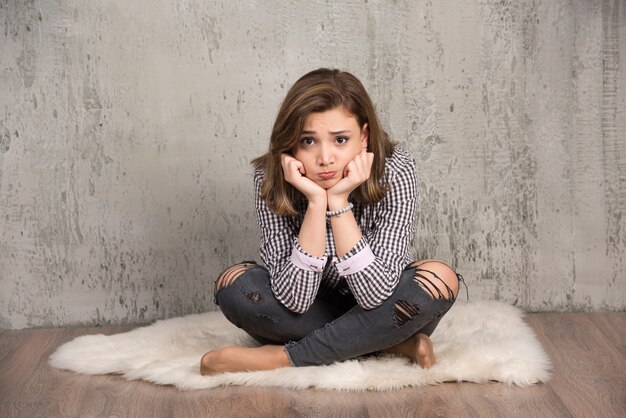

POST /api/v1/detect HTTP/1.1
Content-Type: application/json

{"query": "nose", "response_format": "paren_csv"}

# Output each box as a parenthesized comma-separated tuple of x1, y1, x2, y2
(317, 143, 334, 166)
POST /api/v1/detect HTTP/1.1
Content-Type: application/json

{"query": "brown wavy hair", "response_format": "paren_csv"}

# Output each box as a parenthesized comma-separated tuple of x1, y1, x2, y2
(252, 68, 395, 216)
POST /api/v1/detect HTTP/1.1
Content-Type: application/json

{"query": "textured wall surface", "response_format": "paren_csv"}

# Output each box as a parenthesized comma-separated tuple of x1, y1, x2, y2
(1, 0, 624, 329)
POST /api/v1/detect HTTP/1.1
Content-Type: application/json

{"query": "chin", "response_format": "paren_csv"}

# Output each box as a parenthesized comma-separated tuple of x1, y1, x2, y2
(315, 179, 339, 189)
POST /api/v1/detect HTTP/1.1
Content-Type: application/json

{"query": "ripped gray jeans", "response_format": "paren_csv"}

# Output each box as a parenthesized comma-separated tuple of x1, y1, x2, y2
(214, 261, 464, 367)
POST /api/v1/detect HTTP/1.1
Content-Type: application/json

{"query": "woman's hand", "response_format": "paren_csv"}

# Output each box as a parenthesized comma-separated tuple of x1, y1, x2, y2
(281, 153, 326, 204)
(327, 149, 374, 206)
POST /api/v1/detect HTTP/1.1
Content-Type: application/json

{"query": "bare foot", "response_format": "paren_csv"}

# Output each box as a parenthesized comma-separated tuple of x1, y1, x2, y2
(382, 333, 436, 368)
(200, 345, 290, 376)
(415, 333, 436, 368)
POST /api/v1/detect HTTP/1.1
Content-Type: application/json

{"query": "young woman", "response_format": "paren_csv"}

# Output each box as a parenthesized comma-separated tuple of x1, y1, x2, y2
(200, 68, 464, 375)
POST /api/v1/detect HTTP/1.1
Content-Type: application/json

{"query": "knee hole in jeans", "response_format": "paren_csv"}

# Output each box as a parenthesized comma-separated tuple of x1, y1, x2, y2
(214, 262, 256, 297)
(409, 260, 459, 301)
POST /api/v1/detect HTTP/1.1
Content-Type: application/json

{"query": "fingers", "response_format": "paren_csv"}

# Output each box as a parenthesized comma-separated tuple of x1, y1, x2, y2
(280, 153, 326, 202)
(344, 150, 374, 182)
(281, 153, 305, 180)
(328, 150, 374, 199)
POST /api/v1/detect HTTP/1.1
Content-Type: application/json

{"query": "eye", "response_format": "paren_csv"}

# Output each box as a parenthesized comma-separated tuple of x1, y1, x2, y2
(299, 137, 315, 146)
(335, 136, 349, 145)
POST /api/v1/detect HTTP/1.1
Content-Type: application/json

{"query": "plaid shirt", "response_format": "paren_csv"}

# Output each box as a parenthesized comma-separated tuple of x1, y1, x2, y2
(254, 147, 417, 313)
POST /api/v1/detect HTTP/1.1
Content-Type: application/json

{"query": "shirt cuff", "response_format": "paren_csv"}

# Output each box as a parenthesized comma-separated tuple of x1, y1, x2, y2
(334, 238, 376, 276)
(290, 240, 327, 273)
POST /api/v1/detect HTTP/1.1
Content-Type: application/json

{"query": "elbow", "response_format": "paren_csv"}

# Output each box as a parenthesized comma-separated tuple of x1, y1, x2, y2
(273, 292, 313, 314)
(351, 280, 396, 310)
(283, 300, 312, 315)
(288, 304, 310, 315)
(355, 296, 386, 311)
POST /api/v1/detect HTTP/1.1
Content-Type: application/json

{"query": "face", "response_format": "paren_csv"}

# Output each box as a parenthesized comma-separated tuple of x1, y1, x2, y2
(294, 107, 368, 189)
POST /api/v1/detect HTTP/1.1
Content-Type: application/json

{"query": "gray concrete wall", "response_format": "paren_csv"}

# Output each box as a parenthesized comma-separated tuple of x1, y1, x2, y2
(1, 0, 624, 329)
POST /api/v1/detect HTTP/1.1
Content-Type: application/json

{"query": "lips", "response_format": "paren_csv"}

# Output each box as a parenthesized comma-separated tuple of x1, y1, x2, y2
(319, 171, 337, 180)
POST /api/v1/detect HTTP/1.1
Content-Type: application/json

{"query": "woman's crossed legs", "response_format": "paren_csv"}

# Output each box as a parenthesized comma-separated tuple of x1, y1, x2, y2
(201, 260, 460, 375)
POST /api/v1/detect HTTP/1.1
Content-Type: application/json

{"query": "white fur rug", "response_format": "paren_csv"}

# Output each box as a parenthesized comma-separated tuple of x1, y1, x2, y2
(49, 300, 550, 391)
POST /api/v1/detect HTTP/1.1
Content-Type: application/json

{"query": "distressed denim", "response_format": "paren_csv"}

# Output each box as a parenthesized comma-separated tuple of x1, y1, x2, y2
(215, 261, 463, 367)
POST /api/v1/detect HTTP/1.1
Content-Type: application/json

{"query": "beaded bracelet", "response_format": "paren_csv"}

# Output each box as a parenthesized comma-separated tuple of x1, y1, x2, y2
(326, 202, 354, 217)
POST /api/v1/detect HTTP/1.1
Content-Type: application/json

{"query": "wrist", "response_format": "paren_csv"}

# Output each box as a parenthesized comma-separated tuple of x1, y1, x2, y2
(327, 195, 349, 211)
(326, 202, 353, 218)
(305, 188, 327, 205)
(307, 197, 327, 212)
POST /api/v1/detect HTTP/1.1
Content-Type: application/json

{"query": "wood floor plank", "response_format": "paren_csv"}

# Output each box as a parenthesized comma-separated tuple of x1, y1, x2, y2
(1, 313, 625, 417)
(588, 312, 626, 363)
(455, 381, 571, 418)
(524, 313, 626, 418)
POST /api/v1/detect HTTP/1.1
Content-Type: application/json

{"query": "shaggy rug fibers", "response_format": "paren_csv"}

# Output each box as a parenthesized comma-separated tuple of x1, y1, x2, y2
(49, 300, 550, 391)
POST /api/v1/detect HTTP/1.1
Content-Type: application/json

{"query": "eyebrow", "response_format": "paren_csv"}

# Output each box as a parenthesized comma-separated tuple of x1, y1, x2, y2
(301, 130, 351, 135)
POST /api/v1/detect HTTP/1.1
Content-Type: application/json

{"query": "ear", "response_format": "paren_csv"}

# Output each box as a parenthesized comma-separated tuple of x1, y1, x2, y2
(361, 123, 369, 149)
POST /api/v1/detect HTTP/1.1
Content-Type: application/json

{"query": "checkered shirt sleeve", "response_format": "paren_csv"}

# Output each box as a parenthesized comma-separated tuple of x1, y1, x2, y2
(254, 171, 326, 313)
(336, 150, 417, 309)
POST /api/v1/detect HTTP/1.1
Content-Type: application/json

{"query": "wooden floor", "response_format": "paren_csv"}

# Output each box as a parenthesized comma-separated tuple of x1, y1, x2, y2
(0, 312, 624, 418)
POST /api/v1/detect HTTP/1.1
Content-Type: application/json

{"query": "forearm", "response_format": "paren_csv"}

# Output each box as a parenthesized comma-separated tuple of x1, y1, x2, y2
(297, 199, 327, 257)
(328, 196, 362, 257)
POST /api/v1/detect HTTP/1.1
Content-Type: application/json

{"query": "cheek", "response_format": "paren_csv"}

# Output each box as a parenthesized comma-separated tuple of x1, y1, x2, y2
(339, 148, 361, 173)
